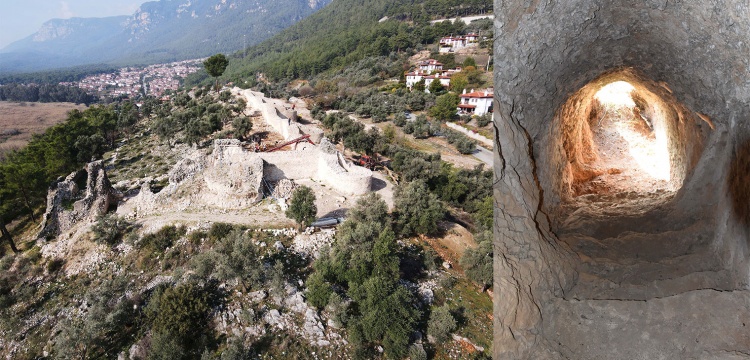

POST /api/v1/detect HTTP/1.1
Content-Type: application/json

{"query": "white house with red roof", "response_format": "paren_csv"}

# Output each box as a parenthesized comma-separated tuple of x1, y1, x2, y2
(458, 89, 493, 115)
(439, 33, 481, 53)
(406, 71, 426, 88)
(418, 59, 444, 72)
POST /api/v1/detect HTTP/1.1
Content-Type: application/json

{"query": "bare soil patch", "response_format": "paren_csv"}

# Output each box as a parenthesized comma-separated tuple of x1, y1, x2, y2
(425, 221, 476, 270)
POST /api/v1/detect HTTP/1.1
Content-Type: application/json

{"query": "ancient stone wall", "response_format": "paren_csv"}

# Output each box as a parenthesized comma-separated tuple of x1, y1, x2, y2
(242, 89, 294, 139)
(214, 139, 372, 196)
(240, 89, 323, 143)
(493, 1, 750, 358)
(314, 141, 372, 195)
(38, 161, 121, 239)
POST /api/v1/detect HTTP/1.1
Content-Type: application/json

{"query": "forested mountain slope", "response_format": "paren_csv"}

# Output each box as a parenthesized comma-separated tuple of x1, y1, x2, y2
(213, 0, 492, 83)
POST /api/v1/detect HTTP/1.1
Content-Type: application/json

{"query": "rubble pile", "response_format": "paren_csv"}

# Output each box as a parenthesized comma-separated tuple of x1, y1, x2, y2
(271, 179, 298, 199)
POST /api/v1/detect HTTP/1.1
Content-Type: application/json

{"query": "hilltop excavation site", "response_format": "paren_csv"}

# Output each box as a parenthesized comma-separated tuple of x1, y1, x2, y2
(36, 87, 395, 272)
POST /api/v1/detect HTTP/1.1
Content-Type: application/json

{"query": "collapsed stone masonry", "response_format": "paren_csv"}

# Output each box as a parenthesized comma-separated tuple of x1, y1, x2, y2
(493, 1, 750, 359)
(213, 138, 372, 197)
(38, 160, 122, 239)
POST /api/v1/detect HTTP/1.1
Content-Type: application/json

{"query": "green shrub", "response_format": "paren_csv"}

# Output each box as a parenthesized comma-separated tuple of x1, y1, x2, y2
(46, 258, 64, 273)
(475, 113, 492, 127)
(92, 214, 135, 246)
(140, 225, 186, 252)
(190, 229, 266, 290)
(408, 344, 428, 360)
(428, 304, 457, 342)
(460, 231, 493, 287)
(188, 230, 207, 245)
(305, 271, 333, 309)
(53, 277, 138, 359)
(394, 181, 445, 237)
(146, 282, 219, 358)
(285, 186, 317, 228)
(208, 222, 235, 243)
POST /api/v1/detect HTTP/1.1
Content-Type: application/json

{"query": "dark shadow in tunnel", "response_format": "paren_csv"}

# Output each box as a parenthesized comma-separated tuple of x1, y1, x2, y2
(728, 139, 750, 226)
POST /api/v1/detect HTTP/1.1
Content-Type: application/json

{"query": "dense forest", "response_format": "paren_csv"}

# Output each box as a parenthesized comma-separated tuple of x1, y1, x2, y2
(0, 84, 98, 105)
(0, 64, 117, 85)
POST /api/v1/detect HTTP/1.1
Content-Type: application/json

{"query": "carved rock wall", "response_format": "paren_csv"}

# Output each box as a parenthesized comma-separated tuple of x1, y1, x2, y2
(493, 1, 750, 358)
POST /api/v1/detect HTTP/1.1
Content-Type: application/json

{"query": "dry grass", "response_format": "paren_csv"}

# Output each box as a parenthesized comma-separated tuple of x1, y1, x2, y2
(0, 101, 87, 156)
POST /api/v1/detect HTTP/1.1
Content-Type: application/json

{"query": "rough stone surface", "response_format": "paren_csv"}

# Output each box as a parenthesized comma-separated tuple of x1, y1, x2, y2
(38, 160, 122, 239)
(494, 1, 750, 358)
(240, 88, 324, 143)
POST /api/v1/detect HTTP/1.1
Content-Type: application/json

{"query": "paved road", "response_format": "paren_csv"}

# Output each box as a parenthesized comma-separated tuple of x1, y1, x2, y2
(472, 146, 493, 166)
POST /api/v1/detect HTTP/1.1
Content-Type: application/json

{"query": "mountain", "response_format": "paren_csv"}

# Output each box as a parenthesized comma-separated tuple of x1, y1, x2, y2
(0, 0, 331, 74)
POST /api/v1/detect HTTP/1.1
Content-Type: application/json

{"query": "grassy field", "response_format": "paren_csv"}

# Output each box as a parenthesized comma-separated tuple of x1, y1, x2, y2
(0, 101, 87, 157)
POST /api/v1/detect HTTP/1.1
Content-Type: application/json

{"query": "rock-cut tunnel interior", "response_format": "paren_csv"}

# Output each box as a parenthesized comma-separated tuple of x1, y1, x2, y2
(493, 1, 750, 359)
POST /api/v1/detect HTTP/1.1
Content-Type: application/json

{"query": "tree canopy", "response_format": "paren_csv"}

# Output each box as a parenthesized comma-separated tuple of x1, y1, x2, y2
(429, 92, 460, 121)
(203, 54, 229, 78)
(286, 186, 317, 228)
(203, 54, 229, 91)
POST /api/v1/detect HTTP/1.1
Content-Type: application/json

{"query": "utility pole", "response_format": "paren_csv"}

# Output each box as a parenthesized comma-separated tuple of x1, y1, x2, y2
(243, 34, 247, 58)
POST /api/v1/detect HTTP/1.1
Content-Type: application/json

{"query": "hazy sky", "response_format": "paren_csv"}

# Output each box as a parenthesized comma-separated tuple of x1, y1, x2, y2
(0, 0, 147, 48)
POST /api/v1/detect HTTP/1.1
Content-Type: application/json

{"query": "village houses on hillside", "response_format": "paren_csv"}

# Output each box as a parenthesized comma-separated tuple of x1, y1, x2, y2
(439, 32, 480, 53)
(405, 59, 463, 94)
(405, 59, 494, 116)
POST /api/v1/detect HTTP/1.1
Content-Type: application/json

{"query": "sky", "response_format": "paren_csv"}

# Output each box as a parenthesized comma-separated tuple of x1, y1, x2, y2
(0, 0, 147, 48)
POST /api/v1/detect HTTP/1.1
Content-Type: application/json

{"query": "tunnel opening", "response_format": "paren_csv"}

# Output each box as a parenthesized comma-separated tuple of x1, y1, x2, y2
(552, 68, 703, 213)
(589, 81, 671, 189)
(493, 2, 750, 358)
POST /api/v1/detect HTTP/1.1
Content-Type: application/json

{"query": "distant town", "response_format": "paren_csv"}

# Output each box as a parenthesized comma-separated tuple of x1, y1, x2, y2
(62, 59, 203, 98)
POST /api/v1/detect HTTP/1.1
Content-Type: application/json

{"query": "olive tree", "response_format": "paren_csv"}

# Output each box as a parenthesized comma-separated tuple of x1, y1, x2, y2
(286, 186, 317, 228)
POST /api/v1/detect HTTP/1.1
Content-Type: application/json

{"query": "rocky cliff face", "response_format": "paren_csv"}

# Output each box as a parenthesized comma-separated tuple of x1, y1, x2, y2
(493, 1, 750, 358)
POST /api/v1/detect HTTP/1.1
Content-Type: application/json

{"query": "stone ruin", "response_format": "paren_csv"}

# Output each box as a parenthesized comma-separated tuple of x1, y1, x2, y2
(38, 160, 122, 240)
(117, 138, 372, 217)
(212, 138, 372, 197)
(238, 88, 324, 142)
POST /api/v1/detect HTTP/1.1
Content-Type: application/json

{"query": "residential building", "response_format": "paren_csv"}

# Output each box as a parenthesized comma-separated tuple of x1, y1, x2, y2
(458, 89, 493, 115)
(418, 59, 444, 72)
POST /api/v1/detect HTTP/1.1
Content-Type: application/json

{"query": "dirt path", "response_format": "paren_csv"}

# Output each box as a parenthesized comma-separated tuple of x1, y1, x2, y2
(590, 106, 671, 194)
(134, 209, 295, 233)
